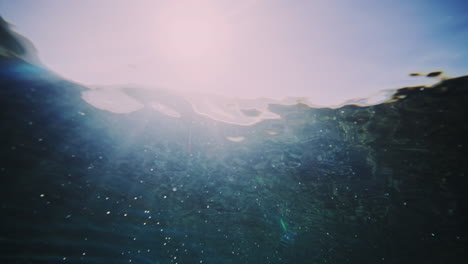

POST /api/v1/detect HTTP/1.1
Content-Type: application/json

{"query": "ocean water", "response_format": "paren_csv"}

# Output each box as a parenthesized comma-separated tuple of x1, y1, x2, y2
(1, 25, 468, 264)
(1, 57, 468, 264)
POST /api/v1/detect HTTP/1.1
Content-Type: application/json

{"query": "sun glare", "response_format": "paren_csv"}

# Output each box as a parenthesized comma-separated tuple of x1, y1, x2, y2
(164, 17, 220, 59)
(149, 1, 235, 94)
(154, 2, 232, 62)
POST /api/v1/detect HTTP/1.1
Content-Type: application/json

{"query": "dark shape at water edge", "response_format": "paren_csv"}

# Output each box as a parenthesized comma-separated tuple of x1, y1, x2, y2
(0, 17, 40, 65)
(0, 17, 25, 55)
(1, 25, 468, 264)
(409, 72, 423, 76)
(427, 71, 443, 77)
(409, 71, 445, 79)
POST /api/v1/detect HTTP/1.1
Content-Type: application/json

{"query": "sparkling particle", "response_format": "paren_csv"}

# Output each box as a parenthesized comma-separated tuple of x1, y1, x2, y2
(106, 211, 111, 215)
(39, 194, 45, 198)
(124, 213, 128, 216)
(163, 195, 167, 199)
(172, 187, 177, 192)
(82, 252, 86, 256)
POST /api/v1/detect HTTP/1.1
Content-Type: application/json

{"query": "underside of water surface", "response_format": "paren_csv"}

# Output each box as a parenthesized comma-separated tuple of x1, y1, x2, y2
(1, 19, 468, 264)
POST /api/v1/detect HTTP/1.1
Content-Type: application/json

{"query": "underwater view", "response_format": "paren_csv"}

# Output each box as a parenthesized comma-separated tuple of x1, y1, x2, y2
(1, 1, 468, 264)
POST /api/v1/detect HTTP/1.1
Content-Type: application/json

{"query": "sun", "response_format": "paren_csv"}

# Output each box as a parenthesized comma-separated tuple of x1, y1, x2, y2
(154, 1, 231, 62)
(166, 17, 220, 59)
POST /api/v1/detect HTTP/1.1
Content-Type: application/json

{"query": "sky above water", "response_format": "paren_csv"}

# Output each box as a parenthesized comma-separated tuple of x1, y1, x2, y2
(1, 0, 468, 105)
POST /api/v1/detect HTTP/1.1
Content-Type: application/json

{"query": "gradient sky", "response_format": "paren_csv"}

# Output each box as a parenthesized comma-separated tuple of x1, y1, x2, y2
(1, 0, 468, 105)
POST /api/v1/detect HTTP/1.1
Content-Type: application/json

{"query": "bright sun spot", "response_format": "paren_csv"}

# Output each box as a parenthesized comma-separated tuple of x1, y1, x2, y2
(165, 17, 220, 59)
(149, 1, 235, 94)
(154, 1, 232, 62)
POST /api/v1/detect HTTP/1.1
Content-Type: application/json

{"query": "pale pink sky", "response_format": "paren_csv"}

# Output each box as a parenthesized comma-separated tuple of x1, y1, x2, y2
(2, 0, 467, 105)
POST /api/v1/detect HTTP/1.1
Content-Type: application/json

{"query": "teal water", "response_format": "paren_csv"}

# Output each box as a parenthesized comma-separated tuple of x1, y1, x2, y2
(1, 57, 467, 264)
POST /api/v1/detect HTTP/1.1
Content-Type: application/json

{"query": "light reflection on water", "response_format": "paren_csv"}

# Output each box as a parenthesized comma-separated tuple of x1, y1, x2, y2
(80, 84, 406, 127)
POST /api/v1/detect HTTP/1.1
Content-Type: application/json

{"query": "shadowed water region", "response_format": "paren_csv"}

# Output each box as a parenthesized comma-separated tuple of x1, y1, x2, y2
(1, 22, 468, 264)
